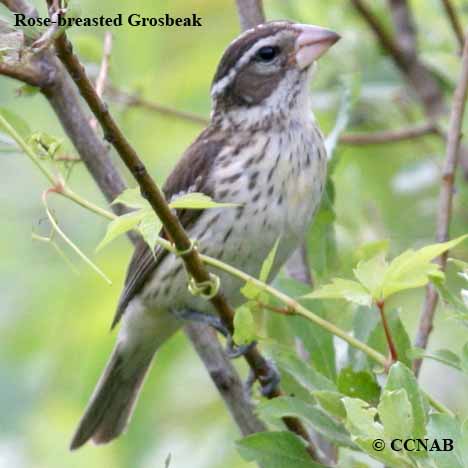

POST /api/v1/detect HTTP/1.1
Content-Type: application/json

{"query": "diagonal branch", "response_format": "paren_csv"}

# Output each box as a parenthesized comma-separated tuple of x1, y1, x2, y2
(351, 0, 445, 119)
(414, 32, 468, 376)
(387, 0, 417, 57)
(440, 0, 465, 53)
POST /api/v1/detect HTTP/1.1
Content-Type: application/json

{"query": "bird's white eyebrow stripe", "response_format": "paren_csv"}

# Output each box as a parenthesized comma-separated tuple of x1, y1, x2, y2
(211, 30, 292, 98)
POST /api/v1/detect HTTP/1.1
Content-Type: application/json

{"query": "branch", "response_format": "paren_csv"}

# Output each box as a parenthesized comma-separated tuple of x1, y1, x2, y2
(91, 32, 112, 130)
(235, 0, 266, 31)
(0, 1, 270, 447)
(387, 0, 417, 57)
(2, 0, 37, 16)
(440, 0, 465, 53)
(414, 32, 468, 376)
(53, 28, 318, 457)
(186, 324, 267, 435)
(351, 0, 445, 118)
(0, 61, 44, 87)
(106, 85, 209, 126)
(340, 122, 440, 145)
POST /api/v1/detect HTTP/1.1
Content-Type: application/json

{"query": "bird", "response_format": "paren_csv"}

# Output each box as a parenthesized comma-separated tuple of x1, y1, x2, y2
(70, 20, 340, 450)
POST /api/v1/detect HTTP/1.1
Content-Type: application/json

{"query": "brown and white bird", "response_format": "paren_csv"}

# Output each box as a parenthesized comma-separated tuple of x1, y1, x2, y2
(70, 21, 340, 449)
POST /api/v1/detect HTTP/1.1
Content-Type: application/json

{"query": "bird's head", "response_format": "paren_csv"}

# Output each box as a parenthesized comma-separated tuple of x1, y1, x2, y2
(211, 21, 340, 126)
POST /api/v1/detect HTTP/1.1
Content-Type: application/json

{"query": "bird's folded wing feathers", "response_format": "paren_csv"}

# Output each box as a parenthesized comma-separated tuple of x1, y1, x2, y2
(111, 128, 225, 327)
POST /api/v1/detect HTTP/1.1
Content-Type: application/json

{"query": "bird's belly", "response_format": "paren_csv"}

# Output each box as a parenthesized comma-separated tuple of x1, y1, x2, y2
(139, 128, 327, 315)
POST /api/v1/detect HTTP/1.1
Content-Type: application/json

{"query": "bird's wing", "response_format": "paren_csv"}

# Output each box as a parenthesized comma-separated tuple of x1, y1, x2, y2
(111, 127, 225, 328)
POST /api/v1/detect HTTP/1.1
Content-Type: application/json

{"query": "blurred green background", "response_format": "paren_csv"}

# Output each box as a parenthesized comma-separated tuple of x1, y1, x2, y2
(1, 0, 468, 467)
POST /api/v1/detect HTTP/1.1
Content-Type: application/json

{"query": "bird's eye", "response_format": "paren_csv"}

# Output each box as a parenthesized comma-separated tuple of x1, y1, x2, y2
(255, 46, 280, 62)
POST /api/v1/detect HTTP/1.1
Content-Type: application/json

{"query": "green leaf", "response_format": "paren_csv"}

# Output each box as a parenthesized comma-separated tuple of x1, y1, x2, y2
(385, 363, 427, 439)
(306, 177, 337, 278)
(138, 210, 162, 250)
(348, 306, 380, 371)
(288, 314, 336, 381)
(353, 253, 388, 299)
(431, 273, 468, 316)
(342, 397, 381, 438)
(17, 84, 40, 98)
(342, 398, 413, 468)
(28, 132, 62, 159)
(450, 258, 468, 271)
(304, 278, 372, 307)
(337, 367, 380, 403)
(427, 414, 468, 468)
(236, 431, 326, 468)
(354, 240, 390, 262)
(259, 237, 280, 283)
(108, 189, 237, 251)
(378, 389, 413, 440)
(257, 396, 355, 448)
(271, 347, 337, 392)
(112, 188, 146, 210)
(169, 192, 239, 209)
(352, 437, 413, 468)
(233, 305, 256, 346)
(312, 391, 347, 420)
(381, 234, 468, 300)
(241, 239, 280, 300)
(96, 210, 144, 252)
(408, 347, 461, 371)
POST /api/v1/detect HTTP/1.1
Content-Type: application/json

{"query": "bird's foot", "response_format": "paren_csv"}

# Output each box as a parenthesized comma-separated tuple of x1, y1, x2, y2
(245, 360, 280, 397)
(173, 308, 256, 359)
(225, 336, 257, 359)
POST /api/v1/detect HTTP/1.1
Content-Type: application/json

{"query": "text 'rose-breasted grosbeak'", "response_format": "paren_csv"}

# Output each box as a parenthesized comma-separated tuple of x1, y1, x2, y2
(70, 20, 340, 449)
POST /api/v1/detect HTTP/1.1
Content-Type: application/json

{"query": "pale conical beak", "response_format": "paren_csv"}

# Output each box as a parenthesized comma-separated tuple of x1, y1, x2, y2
(295, 24, 341, 69)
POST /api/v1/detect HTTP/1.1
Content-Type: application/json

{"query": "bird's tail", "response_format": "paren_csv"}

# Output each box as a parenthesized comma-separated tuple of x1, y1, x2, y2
(70, 340, 157, 450)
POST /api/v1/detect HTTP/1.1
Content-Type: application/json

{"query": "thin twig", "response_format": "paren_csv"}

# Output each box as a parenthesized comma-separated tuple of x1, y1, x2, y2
(340, 122, 439, 145)
(31, 6, 65, 51)
(53, 26, 318, 457)
(106, 86, 209, 126)
(440, 0, 465, 53)
(91, 32, 112, 130)
(377, 300, 398, 363)
(414, 33, 468, 376)
(42, 188, 112, 284)
(235, 0, 266, 31)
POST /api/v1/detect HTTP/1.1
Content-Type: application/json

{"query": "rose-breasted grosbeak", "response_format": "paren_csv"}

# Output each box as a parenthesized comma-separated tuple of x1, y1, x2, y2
(71, 21, 339, 449)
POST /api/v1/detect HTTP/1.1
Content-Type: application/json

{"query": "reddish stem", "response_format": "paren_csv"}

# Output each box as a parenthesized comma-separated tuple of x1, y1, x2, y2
(377, 300, 398, 363)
